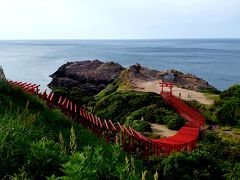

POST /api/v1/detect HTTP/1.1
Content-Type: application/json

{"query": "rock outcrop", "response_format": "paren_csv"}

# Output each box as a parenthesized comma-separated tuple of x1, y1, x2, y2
(0, 66, 6, 81)
(49, 60, 217, 95)
(48, 60, 125, 95)
(120, 64, 217, 92)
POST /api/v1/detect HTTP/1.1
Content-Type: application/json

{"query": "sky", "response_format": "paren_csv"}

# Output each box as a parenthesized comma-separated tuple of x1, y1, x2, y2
(0, 0, 239, 39)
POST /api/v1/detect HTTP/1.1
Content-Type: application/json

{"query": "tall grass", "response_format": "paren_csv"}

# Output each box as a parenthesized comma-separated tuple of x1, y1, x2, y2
(0, 82, 144, 179)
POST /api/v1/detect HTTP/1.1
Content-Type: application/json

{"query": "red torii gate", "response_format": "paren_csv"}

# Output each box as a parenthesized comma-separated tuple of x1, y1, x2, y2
(159, 81, 174, 95)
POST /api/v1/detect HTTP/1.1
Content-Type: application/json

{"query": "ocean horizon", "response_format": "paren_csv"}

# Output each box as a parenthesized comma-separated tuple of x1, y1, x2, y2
(1, 39, 240, 91)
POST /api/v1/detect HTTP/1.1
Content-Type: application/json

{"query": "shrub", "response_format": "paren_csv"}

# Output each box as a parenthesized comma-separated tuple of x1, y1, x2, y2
(130, 119, 152, 133)
(217, 97, 240, 126)
(162, 151, 222, 179)
(164, 115, 185, 130)
(220, 84, 240, 100)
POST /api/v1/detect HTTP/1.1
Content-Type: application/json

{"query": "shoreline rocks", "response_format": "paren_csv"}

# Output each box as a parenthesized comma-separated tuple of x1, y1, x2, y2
(120, 64, 217, 92)
(49, 60, 217, 94)
(48, 60, 125, 95)
(0, 66, 6, 81)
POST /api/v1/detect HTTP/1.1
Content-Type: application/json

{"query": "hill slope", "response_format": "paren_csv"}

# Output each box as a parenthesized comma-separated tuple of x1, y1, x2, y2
(0, 81, 139, 179)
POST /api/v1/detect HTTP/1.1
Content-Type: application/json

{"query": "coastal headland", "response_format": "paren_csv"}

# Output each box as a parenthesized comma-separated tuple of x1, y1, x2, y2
(49, 60, 218, 104)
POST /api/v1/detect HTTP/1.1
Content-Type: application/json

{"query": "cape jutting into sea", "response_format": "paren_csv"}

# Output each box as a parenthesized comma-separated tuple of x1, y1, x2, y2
(0, 39, 240, 91)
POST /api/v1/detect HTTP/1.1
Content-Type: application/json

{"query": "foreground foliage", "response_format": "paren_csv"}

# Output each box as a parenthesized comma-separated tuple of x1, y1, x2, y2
(1, 81, 239, 179)
(0, 82, 143, 179)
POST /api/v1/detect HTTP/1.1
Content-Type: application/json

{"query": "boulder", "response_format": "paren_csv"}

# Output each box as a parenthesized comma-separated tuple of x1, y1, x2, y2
(48, 60, 125, 95)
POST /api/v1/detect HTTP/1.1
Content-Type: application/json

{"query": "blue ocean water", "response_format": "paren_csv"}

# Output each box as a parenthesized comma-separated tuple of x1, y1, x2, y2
(0, 39, 240, 91)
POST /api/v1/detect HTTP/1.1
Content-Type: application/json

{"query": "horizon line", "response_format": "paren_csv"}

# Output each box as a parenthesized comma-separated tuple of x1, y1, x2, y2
(0, 37, 240, 41)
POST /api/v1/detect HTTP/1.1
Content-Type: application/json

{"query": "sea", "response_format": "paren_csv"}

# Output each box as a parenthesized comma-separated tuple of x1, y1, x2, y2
(0, 39, 240, 91)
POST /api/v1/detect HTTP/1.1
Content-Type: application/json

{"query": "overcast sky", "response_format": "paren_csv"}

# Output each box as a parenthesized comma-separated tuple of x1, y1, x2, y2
(0, 0, 239, 39)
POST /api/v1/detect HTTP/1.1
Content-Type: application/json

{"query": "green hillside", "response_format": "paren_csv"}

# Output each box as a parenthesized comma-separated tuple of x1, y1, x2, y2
(1, 81, 240, 179)
(0, 81, 144, 179)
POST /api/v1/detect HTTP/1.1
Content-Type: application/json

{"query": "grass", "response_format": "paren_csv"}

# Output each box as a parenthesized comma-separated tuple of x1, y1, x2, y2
(204, 93, 220, 102)
(0, 81, 140, 179)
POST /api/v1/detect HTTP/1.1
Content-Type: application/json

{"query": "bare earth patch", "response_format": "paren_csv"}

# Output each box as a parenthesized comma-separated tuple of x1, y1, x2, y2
(151, 123, 178, 137)
(132, 79, 214, 105)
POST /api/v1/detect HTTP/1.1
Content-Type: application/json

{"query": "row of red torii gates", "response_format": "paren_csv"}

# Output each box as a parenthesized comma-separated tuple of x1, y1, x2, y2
(7, 80, 204, 158)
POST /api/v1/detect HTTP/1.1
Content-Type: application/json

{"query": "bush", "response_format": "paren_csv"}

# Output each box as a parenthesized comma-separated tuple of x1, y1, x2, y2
(130, 119, 152, 133)
(220, 84, 240, 100)
(162, 151, 222, 179)
(164, 115, 186, 130)
(217, 97, 240, 126)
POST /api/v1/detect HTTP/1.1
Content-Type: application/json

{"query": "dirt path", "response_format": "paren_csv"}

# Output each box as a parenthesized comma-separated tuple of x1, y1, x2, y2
(151, 123, 178, 137)
(132, 79, 214, 105)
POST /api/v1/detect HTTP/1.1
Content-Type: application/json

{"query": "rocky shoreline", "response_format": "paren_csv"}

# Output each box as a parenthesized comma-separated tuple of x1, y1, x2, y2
(48, 60, 217, 95)
(48, 60, 125, 95)
(0, 66, 6, 81)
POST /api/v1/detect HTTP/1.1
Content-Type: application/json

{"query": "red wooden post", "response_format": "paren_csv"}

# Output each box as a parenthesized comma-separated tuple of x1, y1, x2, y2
(117, 122, 124, 146)
(98, 117, 103, 137)
(49, 93, 55, 109)
(58, 96, 63, 108)
(109, 120, 116, 144)
(74, 103, 77, 121)
(104, 120, 110, 143)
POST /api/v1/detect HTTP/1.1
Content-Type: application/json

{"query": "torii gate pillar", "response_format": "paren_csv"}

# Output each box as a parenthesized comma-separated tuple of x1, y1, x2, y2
(159, 81, 174, 96)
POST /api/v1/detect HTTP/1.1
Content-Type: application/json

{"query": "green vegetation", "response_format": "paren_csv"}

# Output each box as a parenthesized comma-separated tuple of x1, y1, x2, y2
(216, 85, 240, 126)
(94, 81, 185, 132)
(148, 132, 240, 180)
(1, 81, 239, 179)
(198, 87, 221, 94)
(186, 84, 240, 127)
(52, 87, 94, 106)
(0, 82, 145, 179)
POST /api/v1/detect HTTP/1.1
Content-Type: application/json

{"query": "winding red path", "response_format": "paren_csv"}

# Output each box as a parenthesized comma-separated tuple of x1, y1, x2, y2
(8, 80, 205, 157)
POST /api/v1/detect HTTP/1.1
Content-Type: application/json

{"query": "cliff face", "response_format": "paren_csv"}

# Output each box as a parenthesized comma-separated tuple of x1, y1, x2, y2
(48, 60, 125, 95)
(0, 66, 6, 81)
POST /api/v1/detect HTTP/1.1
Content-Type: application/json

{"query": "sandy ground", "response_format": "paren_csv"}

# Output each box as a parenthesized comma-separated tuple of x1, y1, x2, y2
(151, 123, 178, 137)
(132, 79, 214, 105)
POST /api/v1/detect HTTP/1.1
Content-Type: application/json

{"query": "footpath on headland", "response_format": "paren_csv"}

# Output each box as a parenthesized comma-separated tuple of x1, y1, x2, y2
(7, 80, 206, 158)
(132, 79, 214, 105)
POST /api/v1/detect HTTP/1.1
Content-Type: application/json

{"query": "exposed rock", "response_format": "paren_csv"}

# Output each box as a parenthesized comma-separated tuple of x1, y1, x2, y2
(119, 64, 217, 92)
(0, 66, 6, 81)
(49, 60, 217, 95)
(49, 60, 125, 95)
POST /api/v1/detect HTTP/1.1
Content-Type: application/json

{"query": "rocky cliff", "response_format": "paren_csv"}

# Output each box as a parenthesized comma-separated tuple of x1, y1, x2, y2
(121, 64, 217, 92)
(48, 60, 125, 95)
(49, 60, 217, 95)
(0, 66, 6, 81)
